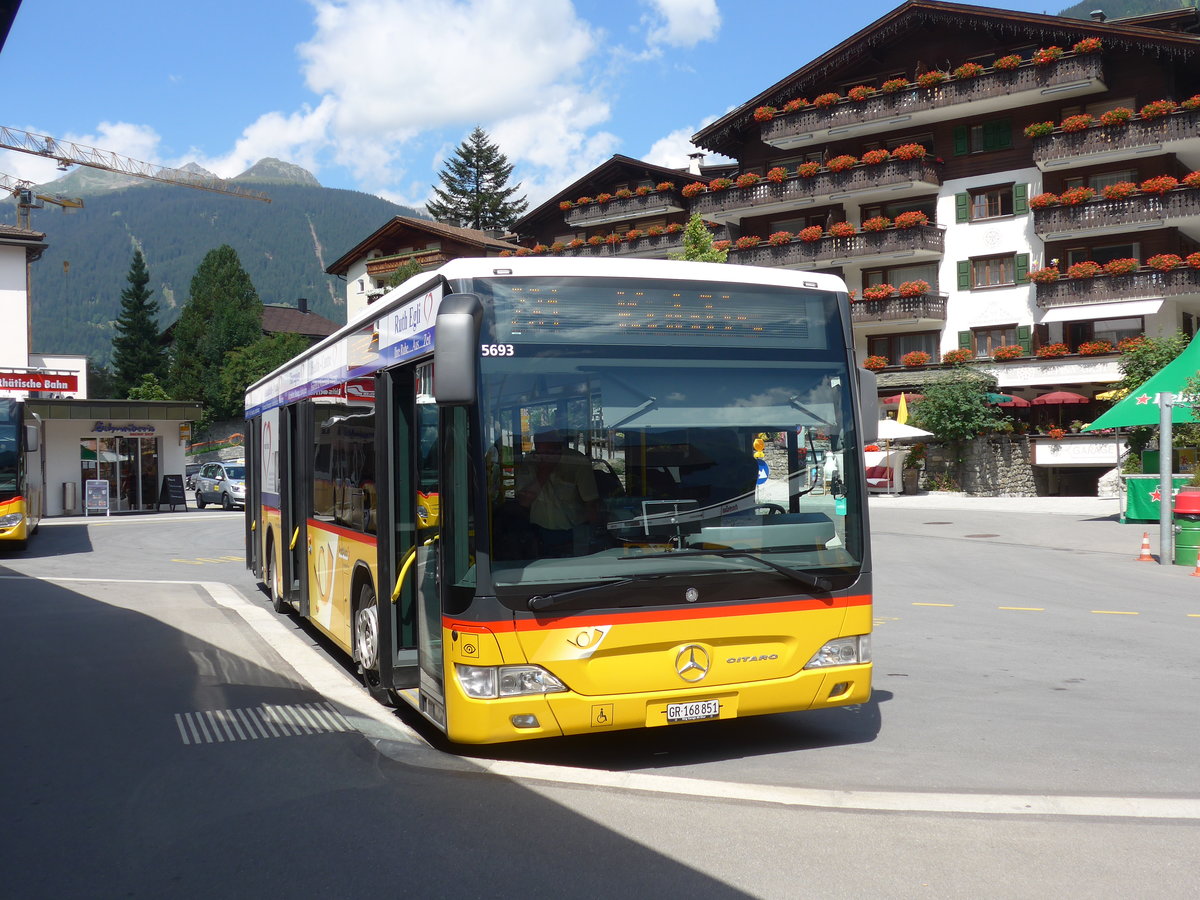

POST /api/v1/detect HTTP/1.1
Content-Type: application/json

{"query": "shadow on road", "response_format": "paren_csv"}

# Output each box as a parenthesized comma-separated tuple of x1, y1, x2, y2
(0, 523, 93, 559)
(0, 571, 751, 897)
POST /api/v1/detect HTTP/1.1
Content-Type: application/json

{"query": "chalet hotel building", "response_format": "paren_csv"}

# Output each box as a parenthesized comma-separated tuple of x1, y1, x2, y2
(511, 0, 1200, 411)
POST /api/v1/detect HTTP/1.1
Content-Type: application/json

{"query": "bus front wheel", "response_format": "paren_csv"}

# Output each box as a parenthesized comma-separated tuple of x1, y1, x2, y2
(354, 582, 395, 706)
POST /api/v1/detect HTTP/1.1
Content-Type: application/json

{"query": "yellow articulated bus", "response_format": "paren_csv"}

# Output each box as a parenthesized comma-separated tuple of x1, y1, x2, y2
(244, 257, 878, 744)
(0, 398, 43, 551)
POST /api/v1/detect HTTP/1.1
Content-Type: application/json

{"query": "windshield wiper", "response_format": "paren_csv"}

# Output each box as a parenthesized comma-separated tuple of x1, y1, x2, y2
(633, 549, 833, 593)
(528, 575, 667, 612)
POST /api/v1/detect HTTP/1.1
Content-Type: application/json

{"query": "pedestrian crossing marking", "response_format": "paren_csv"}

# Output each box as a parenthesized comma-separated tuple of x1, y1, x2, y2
(174, 702, 352, 744)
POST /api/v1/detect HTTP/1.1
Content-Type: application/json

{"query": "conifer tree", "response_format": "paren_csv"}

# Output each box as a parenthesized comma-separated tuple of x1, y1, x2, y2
(670, 213, 728, 262)
(426, 126, 528, 231)
(167, 245, 264, 420)
(111, 249, 166, 396)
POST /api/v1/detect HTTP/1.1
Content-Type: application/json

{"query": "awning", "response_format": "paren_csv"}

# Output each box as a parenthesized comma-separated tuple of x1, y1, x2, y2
(1039, 299, 1163, 324)
(1083, 334, 1200, 431)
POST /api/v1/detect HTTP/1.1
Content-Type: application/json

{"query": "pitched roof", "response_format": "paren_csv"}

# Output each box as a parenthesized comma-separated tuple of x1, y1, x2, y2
(692, 0, 1200, 155)
(512, 154, 695, 232)
(261, 304, 340, 338)
(325, 214, 517, 275)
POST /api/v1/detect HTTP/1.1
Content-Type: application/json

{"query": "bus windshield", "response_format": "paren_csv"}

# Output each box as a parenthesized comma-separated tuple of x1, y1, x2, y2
(0, 400, 20, 495)
(471, 275, 864, 601)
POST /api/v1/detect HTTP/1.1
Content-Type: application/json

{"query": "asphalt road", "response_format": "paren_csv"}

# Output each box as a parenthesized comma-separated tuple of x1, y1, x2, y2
(1, 501, 1198, 898)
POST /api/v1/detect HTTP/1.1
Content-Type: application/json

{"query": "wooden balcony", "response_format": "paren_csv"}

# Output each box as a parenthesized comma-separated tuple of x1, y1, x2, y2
(762, 55, 1105, 149)
(365, 249, 449, 278)
(850, 292, 948, 324)
(729, 224, 943, 270)
(690, 159, 942, 226)
(1031, 108, 1200, 172)
(554, 232, 685, 259)
(1035, 267, 1200, 308)
(563, 191, 685, 228)
(1033, 186, 1200, 241)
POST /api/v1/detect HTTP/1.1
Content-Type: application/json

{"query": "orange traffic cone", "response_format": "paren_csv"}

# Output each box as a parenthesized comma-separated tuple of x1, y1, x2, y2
(1135, 532, 1154, 562)
(1191, 558, 1200, 577)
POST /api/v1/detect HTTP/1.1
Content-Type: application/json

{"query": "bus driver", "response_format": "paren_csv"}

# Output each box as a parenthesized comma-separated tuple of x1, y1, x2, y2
(515, 429, 599, 557)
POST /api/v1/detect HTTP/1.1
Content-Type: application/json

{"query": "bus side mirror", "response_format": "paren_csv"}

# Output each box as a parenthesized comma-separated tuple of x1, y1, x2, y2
(24, 424, 39, 453)
(433, 292, 484, 406)
(858, 366, 878, 444)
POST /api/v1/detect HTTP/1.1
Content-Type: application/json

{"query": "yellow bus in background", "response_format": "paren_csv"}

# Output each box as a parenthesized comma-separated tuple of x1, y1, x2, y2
(0, 398, 43, 551)
(244, 258, 875, 744)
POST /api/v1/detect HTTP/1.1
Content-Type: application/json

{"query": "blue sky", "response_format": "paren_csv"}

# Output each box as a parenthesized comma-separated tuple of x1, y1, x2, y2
(1, 0, 1056, 211)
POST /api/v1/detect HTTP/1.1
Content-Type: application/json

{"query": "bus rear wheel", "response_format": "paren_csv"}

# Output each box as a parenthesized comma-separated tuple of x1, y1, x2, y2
(354, 582, 395, 706)
(266, 542, 289, 614)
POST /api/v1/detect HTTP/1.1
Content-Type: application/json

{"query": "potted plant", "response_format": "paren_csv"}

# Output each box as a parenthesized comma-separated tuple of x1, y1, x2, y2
(847, 85, 875, 102)
(863, 355, 889, 371)
(902, 350, 931, 368)
(1139, 99, 1177, 119)
(891, 143, 927, 161)
(615, 188, 633, 199)
(596, 192, 613, 204)
(893, 210, 929, 228)
(681, 182, 707, 198)
(953, 62, 985, 79)
(766, 166, 789, 183)
(798, 225, 824, 242)
(993, 54, 1023, 71)
(917, 70, 948, 88)
(709, 177, 734, 191)
(796, 162, 821, 178)
(861, 215, 891, 232)
(558, 200, 574, 211)
(1147, 253, 1183, 271)
(826, 154, 858, 173)
(1139, 175, 1179, 195)
(1183, 95, 1200, 111)
(767, 231, 792, 246)
(656, 181, 676, 192)
(1072, 37, 1103, 54)
(1029, 266, 1061, 283)
(813, 92, 841, 109)
(753, 106, 777, 122)
(1060, 114, 1095, 133)
(862, 283, 894, 300)
(1029, 192, 1059, 209)
(665, 222, 684, 234)
(1032, 46, 1064, 66)
(1077, 340, 1114, 356)
(1101, 181, 1137, 200)
(881, 77, 910, 93)
(861, 149, 891, 166)
(1059, 186, 1096, 205)
(1067, 260, 1102, 278)
(1187, 251, 1200, 269)
(1046, 426, 1067, 440)
(1184, 171, 1200, 189)
(1100, 107, 1133, 126)
(1036, 342, 1070, 358)
(898, 279, 931, 297)
(735, 173, 761, 188)
(734, 235, 761, 250)
(646, 225, 664, 237)
(828, 221, 856, 238)
(942, 348, 973, 364)
(782, 98, 809, 113)
(1102, 258, 1139, 276)
(1023, 121, 1056, 138)
(992, 344, 1024, 360)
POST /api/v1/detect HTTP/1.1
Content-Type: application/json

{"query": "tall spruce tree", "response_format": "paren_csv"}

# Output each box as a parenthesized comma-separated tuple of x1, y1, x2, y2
(111, 249, 166, 396)
(426, 126, 528, 231)
(167, 245, 264, 420)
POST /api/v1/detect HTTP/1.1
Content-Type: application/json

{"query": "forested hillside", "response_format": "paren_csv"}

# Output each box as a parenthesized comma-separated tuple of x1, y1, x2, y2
(20, 171, 421, 364)
(1058, 0, 1196, 18)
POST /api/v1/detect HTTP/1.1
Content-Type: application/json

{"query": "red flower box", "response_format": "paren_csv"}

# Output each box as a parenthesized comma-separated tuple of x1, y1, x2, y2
(880, 78, 909, 93)
(1102, 258, 1139, 276)
(1100, 107, 1133, 126)
(827, 221, 856, 238)
(993, 345, 1025, 360)
(753, 106, 777, 123)
(1060, 114, 1095, 133)
(796, 162, 821, 178)
(1067, 261, 1102, 279)
(890, 143, 927, 160)
(861, 215, 891, 232)
(1032, 46, 1063, 66)
(863, 355, 888, 370)
(861, 149, 890, 166)
(1139, 99, 1177, 119)
(797, 225, 824, 242)
(893, 210, 929, 229)
(1139, 175, 1179, 195)
(1147, 253, 1183, 272)
(1101, 181, 1137, 200)
(767, 231, 792, 246)
(847, 85, 875, 102)
(735, 173, 761, 188)
(862, 283, 894, 301)
(826, 155, 858, 172)
(993, 54, 1022, 71)
(898, 279, 930, 297)
(813, 92, 841, 109)
(1036, 342, 1069, 358)
(901, 351, 931, 368)
(1072, 37, 1102, 54)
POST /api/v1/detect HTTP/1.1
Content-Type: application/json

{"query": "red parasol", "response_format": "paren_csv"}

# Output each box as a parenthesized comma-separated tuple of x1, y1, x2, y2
(881, 392, 924, 406)
(1030, 391, 1090, 405)
(994, 394, 1031, 407)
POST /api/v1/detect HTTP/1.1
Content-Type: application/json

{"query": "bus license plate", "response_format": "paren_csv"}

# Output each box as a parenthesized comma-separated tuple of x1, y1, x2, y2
(666, 699, 720, 723)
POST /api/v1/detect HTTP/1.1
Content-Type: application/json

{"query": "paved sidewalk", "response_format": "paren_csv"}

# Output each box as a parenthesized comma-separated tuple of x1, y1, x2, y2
(868, 491, 1122, 518)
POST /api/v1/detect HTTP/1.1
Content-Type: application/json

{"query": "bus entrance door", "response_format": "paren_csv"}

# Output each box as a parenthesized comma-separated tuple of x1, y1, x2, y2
(280, 403, 309, 614)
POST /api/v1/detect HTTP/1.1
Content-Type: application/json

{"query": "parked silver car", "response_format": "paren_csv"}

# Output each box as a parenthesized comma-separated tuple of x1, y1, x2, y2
(194, 460, 246, 510)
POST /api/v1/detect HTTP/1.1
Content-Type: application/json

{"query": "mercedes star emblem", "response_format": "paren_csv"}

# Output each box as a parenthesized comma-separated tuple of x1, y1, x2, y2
(675, 644, 711, 682)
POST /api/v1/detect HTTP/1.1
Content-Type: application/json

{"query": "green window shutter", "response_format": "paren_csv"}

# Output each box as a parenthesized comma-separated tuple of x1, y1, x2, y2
(958, 330, 973, 350)
(953, 125, 969, 156)
(955, 192, 971, 223)
(1013, 183, 1029, 215)
(1017, 325, 1032, 355)
(996, 119, 1013, 150)
(957, 260, 972, 290)
(1015, 252, 1030, 284)
(982, 121, 1000, 152)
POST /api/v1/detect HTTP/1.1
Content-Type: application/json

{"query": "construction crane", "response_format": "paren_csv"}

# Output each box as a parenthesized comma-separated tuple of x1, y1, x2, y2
(1, 171, 83, 229)
(0, 124, 271, 219)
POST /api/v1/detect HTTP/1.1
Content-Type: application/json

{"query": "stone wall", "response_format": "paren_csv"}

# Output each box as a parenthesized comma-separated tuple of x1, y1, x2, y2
(922, 435, 1039, 496)
(188, 419, 247, 464)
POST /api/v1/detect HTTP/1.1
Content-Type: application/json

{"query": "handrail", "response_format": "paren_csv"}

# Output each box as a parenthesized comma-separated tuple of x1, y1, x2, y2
(391, 536, 439, 604)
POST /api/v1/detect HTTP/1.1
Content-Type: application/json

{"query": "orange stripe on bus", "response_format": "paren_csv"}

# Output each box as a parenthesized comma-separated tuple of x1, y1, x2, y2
(305, 518, 379, 545)
(445, 594, 871, 633)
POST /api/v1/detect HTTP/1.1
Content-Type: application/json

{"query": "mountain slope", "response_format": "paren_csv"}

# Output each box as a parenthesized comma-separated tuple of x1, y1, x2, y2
(1058, 0, 1196, 18)
(21, 168, 422, 364)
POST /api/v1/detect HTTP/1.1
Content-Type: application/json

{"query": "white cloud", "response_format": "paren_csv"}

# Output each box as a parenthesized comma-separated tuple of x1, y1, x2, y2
(0, 122, 168, 187)
(643, 112, 733, 172)
(188, 99, 337, 179)
(642, 0, 720, 49)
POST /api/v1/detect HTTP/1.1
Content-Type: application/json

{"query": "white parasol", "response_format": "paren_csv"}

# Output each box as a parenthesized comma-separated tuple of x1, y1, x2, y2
(875, 419, 933, 440)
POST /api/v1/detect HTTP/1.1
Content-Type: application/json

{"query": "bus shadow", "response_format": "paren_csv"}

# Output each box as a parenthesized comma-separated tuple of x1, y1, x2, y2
(408, 689, 890, 772)
(0, 524, 93, 559)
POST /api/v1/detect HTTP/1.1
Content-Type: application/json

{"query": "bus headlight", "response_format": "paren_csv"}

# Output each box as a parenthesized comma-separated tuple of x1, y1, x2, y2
(0, 513, 24, 528)
(803, 635, 871, 669)
(455, 664, 567, 699)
